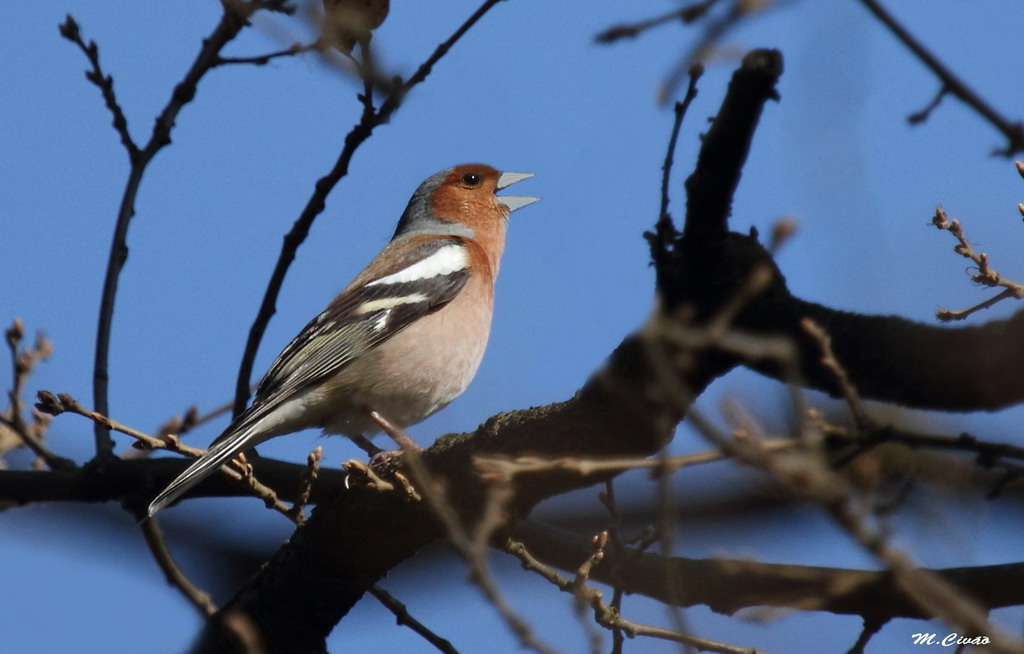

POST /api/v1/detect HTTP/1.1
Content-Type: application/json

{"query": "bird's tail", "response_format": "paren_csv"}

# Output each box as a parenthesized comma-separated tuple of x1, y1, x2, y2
(146, 424, 261, 518)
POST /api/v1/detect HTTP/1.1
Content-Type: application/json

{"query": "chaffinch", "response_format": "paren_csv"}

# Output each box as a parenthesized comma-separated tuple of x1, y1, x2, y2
(147, 164, 538, 517)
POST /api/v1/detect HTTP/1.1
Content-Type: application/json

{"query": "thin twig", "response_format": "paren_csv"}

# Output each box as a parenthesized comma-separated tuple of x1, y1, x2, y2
(2, 320, 74, 470)
(654, 444, 691, 649)
(368, 586, 460, 654)
(213, 41, 320, 66)
(599, 482, 626, 654)
(34, 391, 294, 517)
(474, 440, 797, 481)
(125, 395, 240, 460)
(506, 536, 763, 654)
(285, 446, 322, 523)
(857, 0, 1024, 156)
(60, 4, 265, 458)
(846, 617, 887, 654)
(692, 397, 1024, 653)
(139, 517, 217, 616)
(595, 0, 721, 43)
(825, 422, 1024, 499)
(647, 66, 703, 276)
(382, 422, 558, 654)
(658, 0, 770, 105)
(58, 16, 137, 159)
(931, 207, 1024, 321)
(233, 0, 507, 417)
(800, 318, 867, 430)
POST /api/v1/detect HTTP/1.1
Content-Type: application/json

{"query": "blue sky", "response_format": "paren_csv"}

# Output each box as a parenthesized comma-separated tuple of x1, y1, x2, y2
(3, 1, 1024, 652)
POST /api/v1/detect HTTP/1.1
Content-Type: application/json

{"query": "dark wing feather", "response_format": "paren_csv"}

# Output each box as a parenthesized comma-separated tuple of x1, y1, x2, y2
(253, 238, 470, 403)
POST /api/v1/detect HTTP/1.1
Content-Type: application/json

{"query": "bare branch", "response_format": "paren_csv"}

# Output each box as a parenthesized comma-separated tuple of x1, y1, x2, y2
(2, 320, 72, 471)
(285, 446, 322, 523)
(34, 391, 294, 517)
(646, 66, 703, 280)
(367, 586, 459, 654)
(506, 534, 765, 654)
(213, 42, 320, 67)
(140, 517, 218, 616)
(931, 207, 1024, 321)
(595, 1, 721, 43)
(58, 15, 138, 159)
(61, 4, 270, 458)
(857, 0, 1024, 156)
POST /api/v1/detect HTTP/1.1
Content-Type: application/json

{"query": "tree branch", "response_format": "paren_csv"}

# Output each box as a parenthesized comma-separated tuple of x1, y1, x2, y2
(857, 0, 1024, 156)
(512, 520, 1024, 621)
(61, 4, 265, 458)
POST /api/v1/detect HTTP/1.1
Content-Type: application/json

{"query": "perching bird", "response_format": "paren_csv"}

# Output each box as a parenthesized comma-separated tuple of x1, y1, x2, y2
(147, 164, 538, 517)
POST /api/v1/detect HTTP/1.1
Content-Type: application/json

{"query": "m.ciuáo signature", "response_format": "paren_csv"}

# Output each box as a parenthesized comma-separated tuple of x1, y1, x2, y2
(912, 633, 990, 647)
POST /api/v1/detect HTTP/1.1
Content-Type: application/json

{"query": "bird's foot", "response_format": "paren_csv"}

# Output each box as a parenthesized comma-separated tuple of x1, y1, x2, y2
(348, 433, 384, 457)
(366, 409, 423, 453)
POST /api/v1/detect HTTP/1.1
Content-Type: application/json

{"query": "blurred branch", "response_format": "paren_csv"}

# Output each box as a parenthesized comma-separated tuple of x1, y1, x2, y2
(393, 441, 556, 654)
(474, 439, 797, 480)
(659, 0, 773, 105)
(512, 520, 1024, 622)
(213, 41, 320, 67)
(826, 423, 1024, 500)
(192, 48, 783, 654)
(59, 3, 282, 458)
(506, 533, 762, 654)
(2, 320, 72, 471)
(857, 0, 1024, 156)
(232, 0, 507, 418)
(595, 0, 721, 43)
(692, 343, 1024, 652)
(848, 619, 886, 654)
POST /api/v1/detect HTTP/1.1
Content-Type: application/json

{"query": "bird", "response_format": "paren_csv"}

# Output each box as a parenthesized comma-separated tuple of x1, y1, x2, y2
(147, 164, 538, 517)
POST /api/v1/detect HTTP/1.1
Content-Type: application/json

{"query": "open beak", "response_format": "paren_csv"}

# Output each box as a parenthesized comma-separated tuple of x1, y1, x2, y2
(496, 172, 540, 213)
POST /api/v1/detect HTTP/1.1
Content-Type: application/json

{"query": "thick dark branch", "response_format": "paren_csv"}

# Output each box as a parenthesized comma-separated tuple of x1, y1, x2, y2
(789, 303, 1024, 411)
(0, 457, 346, 509)
(513, 521, 1024, 621)
(666, 226, 1024, 411)
(191, 48, 787, 654)
(196, 330, 736, 653)
(656, 50, 1024, 413)
(682, 49, 782, 242)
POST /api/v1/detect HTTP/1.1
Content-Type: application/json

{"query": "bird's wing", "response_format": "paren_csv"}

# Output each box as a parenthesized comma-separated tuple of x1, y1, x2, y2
(254, 235, 471, 403)
(146, 236, 471, 517)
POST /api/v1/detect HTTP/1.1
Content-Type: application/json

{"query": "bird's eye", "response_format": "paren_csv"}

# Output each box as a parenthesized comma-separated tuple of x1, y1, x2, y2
(461, 173, 482, 187)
